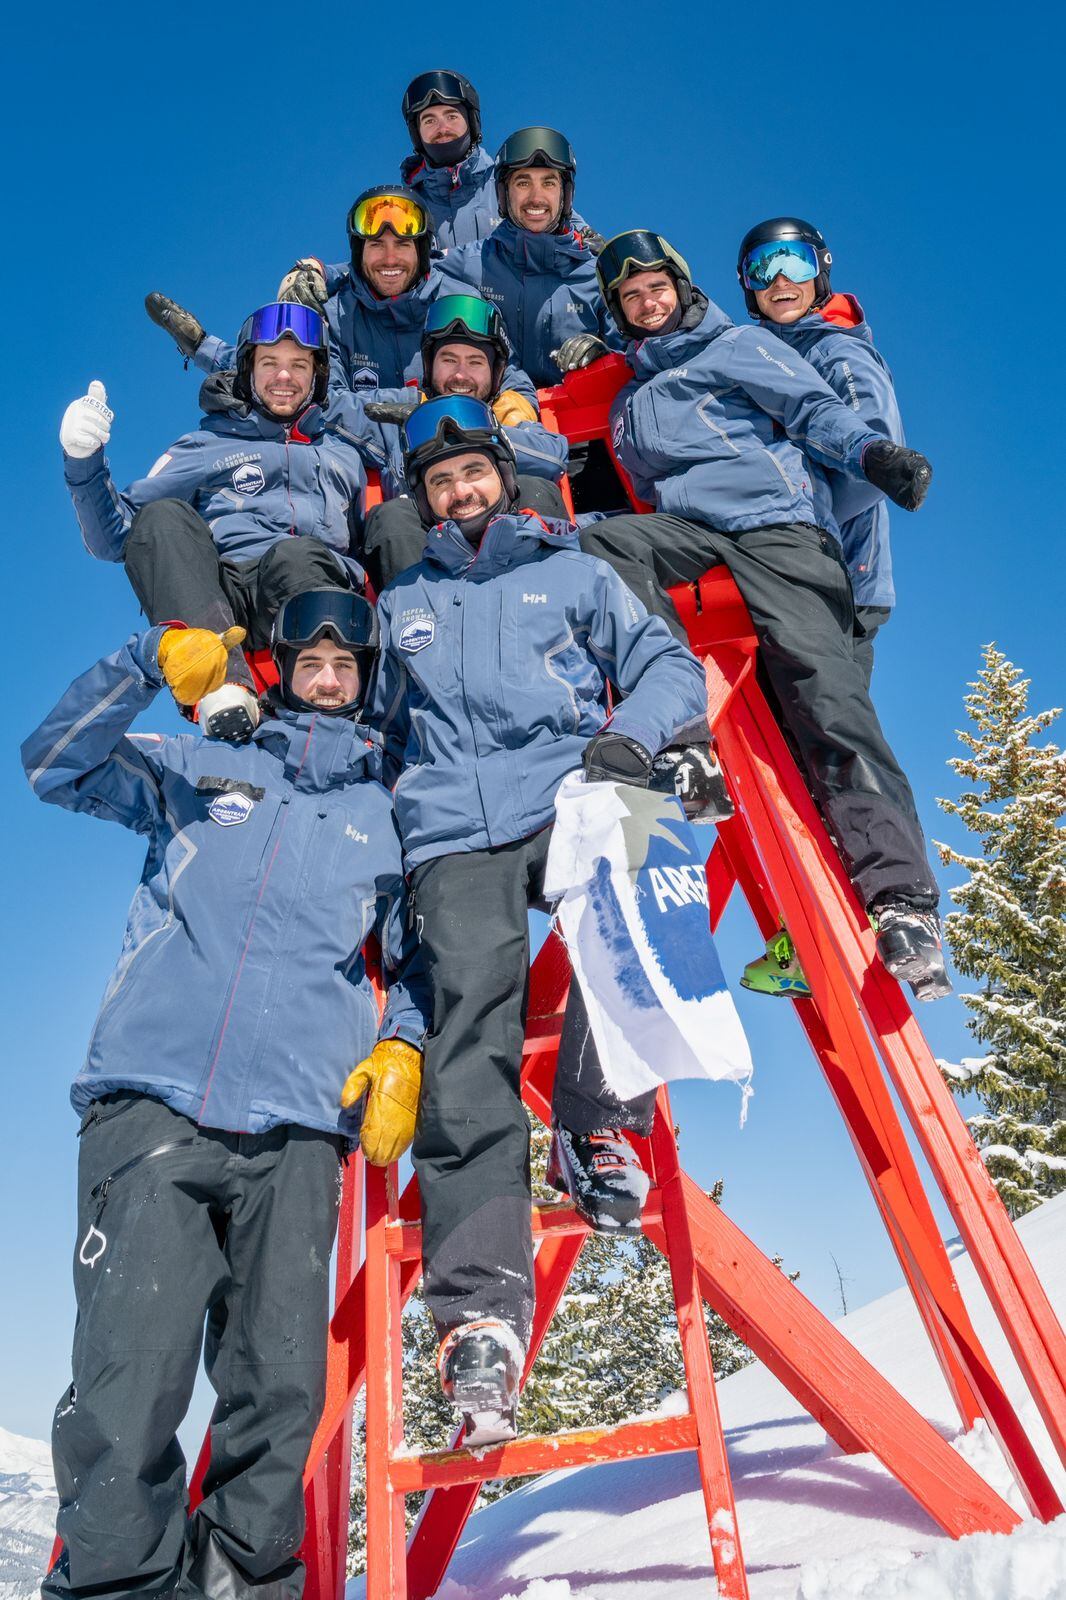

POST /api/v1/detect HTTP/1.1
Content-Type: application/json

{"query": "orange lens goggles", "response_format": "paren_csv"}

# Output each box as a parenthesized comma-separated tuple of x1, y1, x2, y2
(351, 194, 427, 240)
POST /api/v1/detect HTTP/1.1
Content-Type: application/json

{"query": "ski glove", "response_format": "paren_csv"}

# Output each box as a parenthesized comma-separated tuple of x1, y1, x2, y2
(341, 1039, 424, 1166)
(157, 625, 247, 706)
(364, 393, 423, 424)
(492, 390, 538, 426)
(552, 334, 609, 373)
(145, 293, 206, 360)
(861, 441, 933, 512)
(278, 257, 329, 311)
(582, 731, 653, 787)
(60, 381, 113, 459)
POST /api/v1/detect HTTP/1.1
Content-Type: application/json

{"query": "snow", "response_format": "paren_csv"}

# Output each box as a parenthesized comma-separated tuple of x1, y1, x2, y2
(0, 1425, 57, 1600)
(347, 1192, 1066, 1599)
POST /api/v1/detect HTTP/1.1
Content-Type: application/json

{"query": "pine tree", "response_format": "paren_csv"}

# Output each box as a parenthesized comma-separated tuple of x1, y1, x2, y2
(347, 1118, 765, 1574)
(935, 644, 1066, 1217)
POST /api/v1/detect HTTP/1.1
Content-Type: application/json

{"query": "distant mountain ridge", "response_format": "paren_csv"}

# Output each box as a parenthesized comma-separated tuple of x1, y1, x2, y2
(0, 1425, 57, 1600)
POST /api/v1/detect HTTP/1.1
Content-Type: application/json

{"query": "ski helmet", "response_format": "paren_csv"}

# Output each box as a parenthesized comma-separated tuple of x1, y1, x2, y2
(271, 588, 379, 717)
(737, 217, 832, 317)
(401, 395, 518, 528)
(347, 186, 434, 286)
(596, 231, 693, 337)
(234, 301, 329, 411)
(421, 294, 511, 399)
(402, 69, 482, 155)
(495, 127, 576, 227)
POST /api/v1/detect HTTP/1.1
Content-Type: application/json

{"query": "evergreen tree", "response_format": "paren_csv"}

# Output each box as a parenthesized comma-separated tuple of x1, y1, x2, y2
(935, 644, 1066, 1217)
(347, 1118, 766, 1574)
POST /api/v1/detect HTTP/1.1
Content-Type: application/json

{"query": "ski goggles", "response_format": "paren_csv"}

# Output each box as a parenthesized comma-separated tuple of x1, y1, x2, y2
(273, 590, 379, 653)
(496, 126, 575, 174)
(349, 192, 429, 241)
(402, 395, 502, 458)
(404, 69, 470, 115)
(423, 294, 506, 348)
(740, 238, 820, 290)
(597, 231, 691, 295)
(237, 302, 326, 351)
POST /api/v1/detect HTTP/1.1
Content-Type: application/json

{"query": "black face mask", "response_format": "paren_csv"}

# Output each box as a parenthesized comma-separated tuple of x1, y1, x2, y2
(422, 132, 472, 168)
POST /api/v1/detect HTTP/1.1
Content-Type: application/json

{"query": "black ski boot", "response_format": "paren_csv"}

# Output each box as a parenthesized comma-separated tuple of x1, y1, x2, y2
(870, 898, 952, 1001)
(547, 1124, 650, 1232)
(650, 741, 734, 823)
(438, 1319, 523, 1446)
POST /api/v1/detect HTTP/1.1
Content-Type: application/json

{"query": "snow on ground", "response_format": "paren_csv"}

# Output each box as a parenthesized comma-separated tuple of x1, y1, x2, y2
(0, 1425, 57, 1600)
(349, 1193, 1066, 1599)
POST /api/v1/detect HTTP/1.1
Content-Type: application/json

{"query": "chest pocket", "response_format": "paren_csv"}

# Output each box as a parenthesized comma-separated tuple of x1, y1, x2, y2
(393, 597, 460, 703)
(191, 781, 284, 885)
(307, 808, 376, 927)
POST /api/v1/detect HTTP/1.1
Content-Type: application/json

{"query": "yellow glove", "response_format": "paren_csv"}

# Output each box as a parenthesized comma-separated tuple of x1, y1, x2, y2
(157, 626, 246, 706)
(341, 1039, 424, 1166)
(492, 390, 538, 427)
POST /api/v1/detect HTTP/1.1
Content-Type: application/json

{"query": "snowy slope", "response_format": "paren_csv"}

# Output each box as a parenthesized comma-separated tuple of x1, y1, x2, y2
(349, 1194, 1066, 1600)
(0, 1425, 57, 1600)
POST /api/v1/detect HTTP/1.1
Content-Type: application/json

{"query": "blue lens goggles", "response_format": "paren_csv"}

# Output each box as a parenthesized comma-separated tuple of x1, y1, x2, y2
(238, 302, 327, 351)
(741, 239, 819, 291)
(402, 395, 499, 456)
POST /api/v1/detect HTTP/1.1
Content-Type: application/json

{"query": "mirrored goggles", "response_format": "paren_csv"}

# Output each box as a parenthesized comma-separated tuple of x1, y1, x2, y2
(274, 589, 378, 652)
(350, 193, 428, 240)
(741, 238, 819, 290)
(238, 302, 326, 351)
(402, 395, 498, 456)
(423, 294, 504, 344)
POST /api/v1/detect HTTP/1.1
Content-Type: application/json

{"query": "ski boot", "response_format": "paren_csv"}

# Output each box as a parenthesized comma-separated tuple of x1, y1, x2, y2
(198, 683, 260, 744)
(438, 1319, 523, 1446)
(740, 930, 811, 999)
(650, 741, 734, 823)
(870, 899, 952, 1001)
(547, 1124, 650, 1232)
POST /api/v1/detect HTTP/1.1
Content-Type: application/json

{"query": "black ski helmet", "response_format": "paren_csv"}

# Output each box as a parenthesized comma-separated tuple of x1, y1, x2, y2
(596, 231, 693, 337)
(495, 127, 576, 227)
(401, 396, 518, 529)
(271, 589, 379, 717)
(346, 186, 434, 287)
(234, 301, 329, 412)
(402, 69, 481, 154)
(737, 217, 832, 317)
(420, 294, 511, 399)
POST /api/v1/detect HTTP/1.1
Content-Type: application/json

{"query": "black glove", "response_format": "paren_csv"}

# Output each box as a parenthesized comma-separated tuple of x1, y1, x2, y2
(553, 334, 609, 374)
(582, 731, 653, 787)
(277, 259, 329, 311)
(364, 395, 422, 425)
(145, 293, 206, 360)
(861, 441, 933, 512)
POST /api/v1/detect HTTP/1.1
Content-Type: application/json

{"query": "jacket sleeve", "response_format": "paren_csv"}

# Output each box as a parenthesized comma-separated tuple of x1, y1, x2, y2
(64, 434, 206, 562)
(373, 814, 429, 1049)
(435, 246, 481, 298)
(821, 339, 905, 523)
(581, 558, 707, 755)
(192, 334, 236, 374)
(730, 327, 882, 479)
(508, 418, 569, 480)
(499, 360, 538, 409)
(326, 389, 399, 475)
(323, 260, 348, 297)
(21, 631, 170, 834)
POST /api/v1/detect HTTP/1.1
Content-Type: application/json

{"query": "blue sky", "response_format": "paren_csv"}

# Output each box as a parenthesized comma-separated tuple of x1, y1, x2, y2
(3, 2, 1060, 1443)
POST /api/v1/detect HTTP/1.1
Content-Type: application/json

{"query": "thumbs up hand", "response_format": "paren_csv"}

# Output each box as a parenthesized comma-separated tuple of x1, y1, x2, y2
(60, 381, 114, 459)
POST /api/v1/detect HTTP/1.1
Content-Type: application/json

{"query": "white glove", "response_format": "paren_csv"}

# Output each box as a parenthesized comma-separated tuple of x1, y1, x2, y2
(277, 257, 328, 310)
(61, 381, 113, 459)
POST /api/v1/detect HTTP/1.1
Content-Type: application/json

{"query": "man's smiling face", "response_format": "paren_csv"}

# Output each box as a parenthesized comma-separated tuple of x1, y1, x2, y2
(754, 273, 817, 325)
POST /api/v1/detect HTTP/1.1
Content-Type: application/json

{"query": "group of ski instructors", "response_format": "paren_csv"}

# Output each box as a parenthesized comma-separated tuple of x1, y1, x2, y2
(24, 65, 950, 1600)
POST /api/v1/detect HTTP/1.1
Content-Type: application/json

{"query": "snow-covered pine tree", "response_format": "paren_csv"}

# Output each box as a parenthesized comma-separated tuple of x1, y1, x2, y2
(347, 1117, 763, 1574)
(935, 644, 1066, 1217)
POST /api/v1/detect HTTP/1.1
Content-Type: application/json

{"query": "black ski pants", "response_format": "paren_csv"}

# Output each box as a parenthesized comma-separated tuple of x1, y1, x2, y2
(854, 604, 892, 691)
(579, 514, 937, 912)
(359, 476, 568, 594)
(410, 827, 657, 1346)
(44, 1091, 344, 1600)
(123, 500, 355, 675)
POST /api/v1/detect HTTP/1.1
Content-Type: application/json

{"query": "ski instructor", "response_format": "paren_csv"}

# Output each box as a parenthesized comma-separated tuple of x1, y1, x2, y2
(23, 590, 427, 1600)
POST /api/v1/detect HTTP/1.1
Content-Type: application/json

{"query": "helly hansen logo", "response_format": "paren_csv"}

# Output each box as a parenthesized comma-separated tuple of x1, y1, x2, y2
(647, 864, 710, 914)
(345, 824, 368, 844)
(523, 593, 548, 605)
(755, 344, 797, 377)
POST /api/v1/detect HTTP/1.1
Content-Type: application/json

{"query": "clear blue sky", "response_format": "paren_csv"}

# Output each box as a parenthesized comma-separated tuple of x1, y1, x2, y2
(3, 2, 1060, 1441)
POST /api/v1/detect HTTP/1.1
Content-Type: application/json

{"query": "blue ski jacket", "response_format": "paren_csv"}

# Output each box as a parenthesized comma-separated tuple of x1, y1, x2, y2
(22, 631, 426, 1136)
(330, 386, 568, 496)
(64, 374, 367, 570)
(611, 296, 884, 536)
(763, 294, 901, 607)
(437, 220, 618, 388)
(401, 143, 499, 250)
(371, 512, 707, 869)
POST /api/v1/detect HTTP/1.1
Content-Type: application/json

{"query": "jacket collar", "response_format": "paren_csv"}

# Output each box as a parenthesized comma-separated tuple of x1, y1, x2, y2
(252, 709, 382, 791)
(342, 265, 441, 325)
(627, 291, 732, 375)
(489, 217, 592, 272)
(402, 142, 493, 196)
(756, 292, 872, 345)
(198, 373, 326, 441)
(422, 509, 579, 578)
